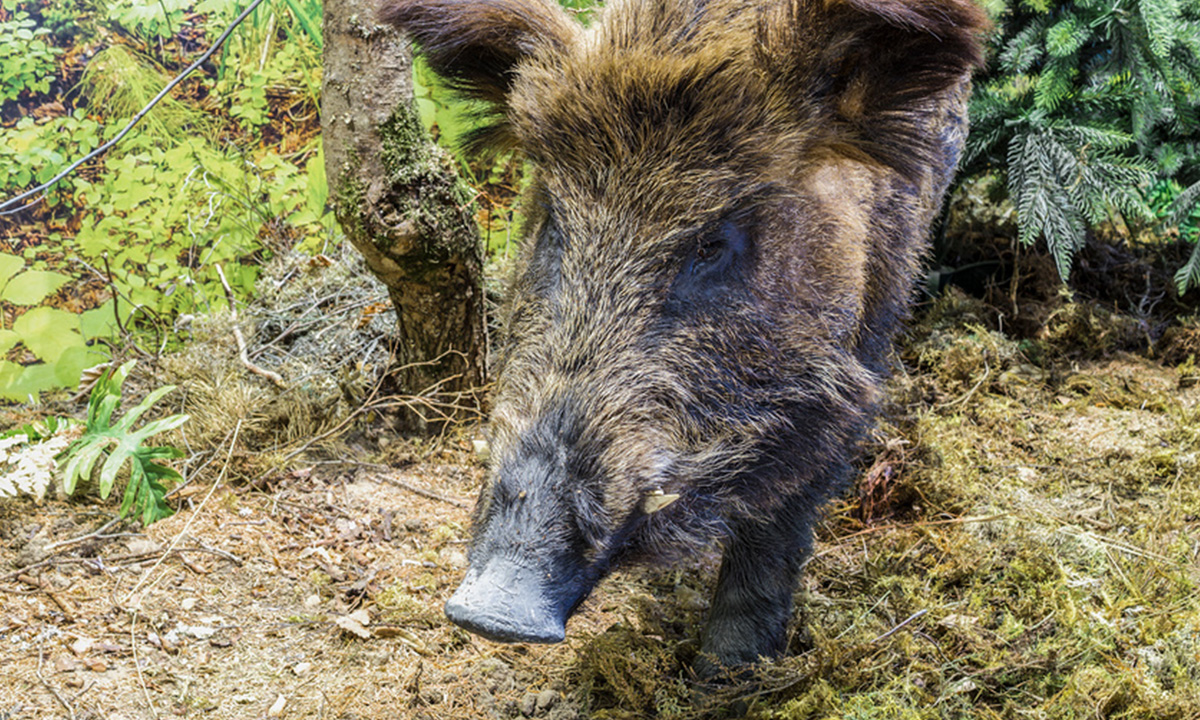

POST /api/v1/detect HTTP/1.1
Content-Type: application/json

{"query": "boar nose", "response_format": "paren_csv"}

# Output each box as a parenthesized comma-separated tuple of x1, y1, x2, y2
(444, 557, 568, 643)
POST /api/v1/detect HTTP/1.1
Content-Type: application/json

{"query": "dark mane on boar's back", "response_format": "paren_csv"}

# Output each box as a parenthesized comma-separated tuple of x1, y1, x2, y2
(378, 0, 987, 672)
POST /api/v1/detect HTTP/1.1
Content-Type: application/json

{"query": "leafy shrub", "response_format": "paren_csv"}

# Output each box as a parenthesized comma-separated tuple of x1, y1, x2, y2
(0, 10, 61, 103)
(963, 0, 1200, 290)
(70, 141, 332, 319)
(0, 0, 335, 401)
(0, 253, 113, 402)
(0, 112, 103, 204)
(104, 0, 191, 40)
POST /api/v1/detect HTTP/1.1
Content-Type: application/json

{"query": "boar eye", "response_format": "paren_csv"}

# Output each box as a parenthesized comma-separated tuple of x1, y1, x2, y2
(696, 218, 748, 274)
(672, 216, 751, 302)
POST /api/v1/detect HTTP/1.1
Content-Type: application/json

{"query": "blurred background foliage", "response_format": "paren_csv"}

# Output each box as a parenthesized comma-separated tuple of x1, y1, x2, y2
(0, 0, 1197, 404)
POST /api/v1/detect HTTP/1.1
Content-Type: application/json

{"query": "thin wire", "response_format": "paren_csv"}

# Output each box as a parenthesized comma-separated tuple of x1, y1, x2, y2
(0, 0, 271, 216)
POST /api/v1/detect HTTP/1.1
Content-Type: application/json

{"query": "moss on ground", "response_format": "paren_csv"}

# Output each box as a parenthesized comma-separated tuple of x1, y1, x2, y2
(560, 289, 1200, 719)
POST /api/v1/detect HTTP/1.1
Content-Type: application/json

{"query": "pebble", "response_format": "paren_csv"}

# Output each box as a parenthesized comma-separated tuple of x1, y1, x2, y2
(520, 692, 538, 717)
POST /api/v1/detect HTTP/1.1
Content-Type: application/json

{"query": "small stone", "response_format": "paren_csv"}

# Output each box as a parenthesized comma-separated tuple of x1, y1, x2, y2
(335, 615, 372, 639)
(293, 662, 312, 676)
(54, 656, 80, 673)
(536, 690, 559, 713)
(520, 692, 538, 717)
(181, 598, 197, 611)
(125, 537, 162, 556)
(70, 637, 95, 656)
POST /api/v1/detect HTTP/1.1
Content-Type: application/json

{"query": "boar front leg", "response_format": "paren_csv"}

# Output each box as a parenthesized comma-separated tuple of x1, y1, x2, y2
(696, 484, 830, 675)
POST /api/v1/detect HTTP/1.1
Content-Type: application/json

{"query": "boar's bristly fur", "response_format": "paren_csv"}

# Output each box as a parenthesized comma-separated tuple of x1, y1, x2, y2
(379, 0, 987, 670)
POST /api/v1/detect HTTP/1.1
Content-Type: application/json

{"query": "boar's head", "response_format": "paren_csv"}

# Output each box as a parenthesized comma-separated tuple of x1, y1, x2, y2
(379, 0, 985, 645)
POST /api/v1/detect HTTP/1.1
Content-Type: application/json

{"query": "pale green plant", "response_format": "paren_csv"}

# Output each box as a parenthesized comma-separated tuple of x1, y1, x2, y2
(58, 361, 189, 526)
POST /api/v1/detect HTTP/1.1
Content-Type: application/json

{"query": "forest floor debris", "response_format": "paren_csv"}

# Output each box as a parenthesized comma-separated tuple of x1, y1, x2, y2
(2, 257, 1199, 719)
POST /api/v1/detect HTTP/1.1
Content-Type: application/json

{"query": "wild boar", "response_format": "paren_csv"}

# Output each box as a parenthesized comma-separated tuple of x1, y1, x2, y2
(379, 0, 986, 671)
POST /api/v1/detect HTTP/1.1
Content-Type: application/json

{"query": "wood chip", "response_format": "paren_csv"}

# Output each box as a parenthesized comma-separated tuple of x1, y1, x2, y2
(335, 615, 372, 639)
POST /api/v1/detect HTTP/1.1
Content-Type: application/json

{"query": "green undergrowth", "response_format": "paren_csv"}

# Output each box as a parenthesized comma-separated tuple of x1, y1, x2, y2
(564, 290, 1200, 719)
(0, 0, 331, 402)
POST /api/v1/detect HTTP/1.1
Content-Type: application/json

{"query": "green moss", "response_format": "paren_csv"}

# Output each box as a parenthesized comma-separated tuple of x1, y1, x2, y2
(375, 102, 481, 266)
(376, 582, 438, 625)
(379, 101, 437, 186)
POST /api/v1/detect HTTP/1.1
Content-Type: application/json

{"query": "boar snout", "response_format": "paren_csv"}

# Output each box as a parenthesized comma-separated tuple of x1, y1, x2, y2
(444, 556, 576, 643)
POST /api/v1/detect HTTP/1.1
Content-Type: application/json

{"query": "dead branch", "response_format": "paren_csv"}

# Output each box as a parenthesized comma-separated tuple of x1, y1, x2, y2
(215, 264, 286, 388)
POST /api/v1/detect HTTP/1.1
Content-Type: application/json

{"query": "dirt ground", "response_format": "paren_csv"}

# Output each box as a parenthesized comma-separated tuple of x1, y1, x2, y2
(2, 250, 1200, 719)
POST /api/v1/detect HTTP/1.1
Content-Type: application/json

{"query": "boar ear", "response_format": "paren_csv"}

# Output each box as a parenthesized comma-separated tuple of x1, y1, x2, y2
(379, 0, 579, 153)
(763, 0, 989, 179)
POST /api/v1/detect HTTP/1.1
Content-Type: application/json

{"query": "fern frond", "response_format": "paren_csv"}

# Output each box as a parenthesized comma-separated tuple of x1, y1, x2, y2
(1046, 12, 1089, 58)
(1140, 0, 1182, 58)
(1000, 20, 1048, 74)
(1035, 56, 1079, 111)
(1169, 178, 1200, 224)
(1175, 237, 1200, 293)
(1010, 131, 1089, 281)
(1058, 124, 1136, 151)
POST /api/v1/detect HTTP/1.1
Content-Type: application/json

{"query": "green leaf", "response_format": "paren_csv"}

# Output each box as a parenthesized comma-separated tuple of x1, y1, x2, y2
(1, 270, 71, 305)
(54, 345, 104, 387)
(0, 253, 24, 287)
(12, 307, 85, 362)
(305, 142, 328, 217)
(55, 360, 188, 525)
(0, 362, 60, 403)
(0, 329, 19, 355)
(80, 300, 122, 340)
(0, 361, 25, 400)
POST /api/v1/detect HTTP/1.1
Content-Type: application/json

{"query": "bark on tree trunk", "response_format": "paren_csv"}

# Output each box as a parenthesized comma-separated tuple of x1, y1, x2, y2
(321, 0, 487, 434)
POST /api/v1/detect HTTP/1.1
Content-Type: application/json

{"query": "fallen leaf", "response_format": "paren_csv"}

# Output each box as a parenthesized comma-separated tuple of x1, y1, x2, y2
(335, 615, 372, 639)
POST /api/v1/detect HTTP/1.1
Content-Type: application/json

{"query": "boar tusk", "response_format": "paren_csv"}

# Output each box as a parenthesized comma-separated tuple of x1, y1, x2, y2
(642, 490, 680, 514)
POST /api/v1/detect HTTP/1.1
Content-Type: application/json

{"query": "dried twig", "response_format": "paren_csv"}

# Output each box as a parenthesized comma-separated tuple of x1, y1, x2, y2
(376, 471, 468, 508)
(273, 352, 487, 468)
(18, 574, 76, 620)
(215, 265, 286, 388)
(37, 638, 77, 720)
(44, 517, 124, 553)
(870, 608, 928, 644)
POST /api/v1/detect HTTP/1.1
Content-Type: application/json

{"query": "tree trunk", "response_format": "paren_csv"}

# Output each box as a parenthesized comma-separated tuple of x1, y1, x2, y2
(321, 0, 487, 433)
